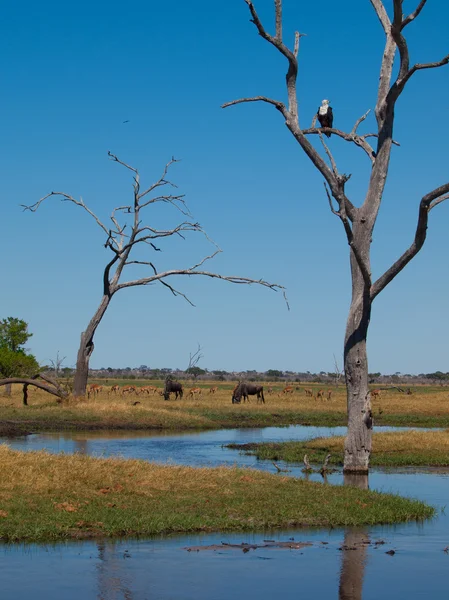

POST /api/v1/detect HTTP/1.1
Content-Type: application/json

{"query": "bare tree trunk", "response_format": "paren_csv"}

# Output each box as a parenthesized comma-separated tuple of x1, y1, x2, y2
(4, 383, 12, 397)
(344, 250, 373, 473)
(73, 295, 111, 397)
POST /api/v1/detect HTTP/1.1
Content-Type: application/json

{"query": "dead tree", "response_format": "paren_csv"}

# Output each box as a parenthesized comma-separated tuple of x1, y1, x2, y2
(0, 373, 68, 404)
(223, 0, 449, 473)
(23, 153, 285, 397)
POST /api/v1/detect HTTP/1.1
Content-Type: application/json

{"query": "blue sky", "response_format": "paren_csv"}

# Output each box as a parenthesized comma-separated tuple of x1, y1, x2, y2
(2, 0, 448, 374)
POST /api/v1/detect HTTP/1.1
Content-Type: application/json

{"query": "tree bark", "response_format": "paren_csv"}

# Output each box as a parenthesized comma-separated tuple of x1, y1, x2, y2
(73, 295, 111, 397)
(4, 383, 12, 397)
(343, 242, 373, 473)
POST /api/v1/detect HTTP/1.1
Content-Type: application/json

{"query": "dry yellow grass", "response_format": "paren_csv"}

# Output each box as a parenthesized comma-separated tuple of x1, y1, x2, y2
(1, 382, 449, 432)
(308, 429, 449, 453)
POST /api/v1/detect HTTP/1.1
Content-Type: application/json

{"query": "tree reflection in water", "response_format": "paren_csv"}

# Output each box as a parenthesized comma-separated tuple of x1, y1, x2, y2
(339, 474, 369, 600)
(97, 541, 133, 600)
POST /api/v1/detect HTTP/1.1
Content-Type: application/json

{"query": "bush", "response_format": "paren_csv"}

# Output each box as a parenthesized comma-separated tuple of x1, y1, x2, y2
(0, 347, 40, 378)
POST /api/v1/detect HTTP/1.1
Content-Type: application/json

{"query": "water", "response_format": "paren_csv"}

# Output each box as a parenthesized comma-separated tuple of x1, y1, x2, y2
(1, 426, 448, 599)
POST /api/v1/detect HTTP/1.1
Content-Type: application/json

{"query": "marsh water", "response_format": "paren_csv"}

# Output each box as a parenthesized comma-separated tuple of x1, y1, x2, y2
(1, 426, 448, 599)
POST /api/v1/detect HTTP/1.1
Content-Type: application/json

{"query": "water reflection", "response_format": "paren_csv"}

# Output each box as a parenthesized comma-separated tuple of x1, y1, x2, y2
(339, 475, 369, 600)
(97, 542, 133, 600)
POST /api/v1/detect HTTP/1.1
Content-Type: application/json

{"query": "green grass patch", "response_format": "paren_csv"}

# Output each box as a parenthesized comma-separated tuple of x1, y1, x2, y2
(0, 446, 433, 542)
(228, 430, 449, 467)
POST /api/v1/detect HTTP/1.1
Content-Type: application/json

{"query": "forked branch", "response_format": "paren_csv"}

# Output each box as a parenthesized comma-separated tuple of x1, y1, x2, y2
(371, 182, 449, 300)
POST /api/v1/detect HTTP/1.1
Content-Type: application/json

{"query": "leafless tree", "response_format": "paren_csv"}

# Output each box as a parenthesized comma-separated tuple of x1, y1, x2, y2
(223, 0, 449, 472)
(49, 351, 67, 379)
(188, 343, 203, 369)
(23, 153, 285, 397)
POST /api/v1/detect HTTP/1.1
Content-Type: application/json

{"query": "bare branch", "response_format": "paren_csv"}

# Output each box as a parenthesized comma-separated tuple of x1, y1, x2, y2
(310, 114, 317, 128)
(243, 0, 299, 119)
(222, 96, 287, 116)
(115, 268, 285, 295)
(362, 133, 400, 147)
(293, 31, 300, 57)
(400, 54, 449, 88)
(137, 157, 180, 202)
(401, 0, 427, 29)
(429, 193, 449, 211)
(108, 151, 138, 175)
(324, 182, 340, 217)
(350, 109, 371, 135)
(369, 0, 391, 33)
(22, 192, 110, 238)
(274, 0, 282, 41)
(371, 182, 449, 300)
(318, 132, 339, 177)
(302, 127, 376, 162)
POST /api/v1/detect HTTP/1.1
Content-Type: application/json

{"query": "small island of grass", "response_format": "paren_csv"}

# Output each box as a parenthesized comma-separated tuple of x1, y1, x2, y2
(228, 430, 449, 468)
(0, 445, 434, 542)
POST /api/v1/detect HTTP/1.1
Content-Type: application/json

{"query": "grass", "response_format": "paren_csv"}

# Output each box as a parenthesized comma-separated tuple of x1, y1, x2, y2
(1, 382, 449, 435)
(228, 430, 449, 467)
(0, 445, 434, 542)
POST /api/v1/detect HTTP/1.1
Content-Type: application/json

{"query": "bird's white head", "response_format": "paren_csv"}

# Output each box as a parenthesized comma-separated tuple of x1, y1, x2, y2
(321, 99, 330, 106)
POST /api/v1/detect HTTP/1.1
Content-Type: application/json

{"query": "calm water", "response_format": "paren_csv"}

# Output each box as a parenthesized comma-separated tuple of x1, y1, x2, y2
(1, 426, 448, 600)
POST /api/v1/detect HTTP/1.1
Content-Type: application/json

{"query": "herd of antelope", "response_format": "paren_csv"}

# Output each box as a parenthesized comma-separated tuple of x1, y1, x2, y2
(87, 383, 384, 401)
(87, 383, 220, 399)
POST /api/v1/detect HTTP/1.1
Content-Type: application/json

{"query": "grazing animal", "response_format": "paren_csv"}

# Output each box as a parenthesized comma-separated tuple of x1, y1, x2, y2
(163, 380, 183, 401)
(232, 382, 265, 404)
(140, 385, 158, 395)
(267, 387, 273, 394)
(304, 388, 314, 397)
(122, 385, 138, 395)
(282, 386, 294, 395)
(317, 99, 333, 137)
(88, 384, 102, 398)
(189, 387, 202, 397)
(110, 385, 120, 395)
(209, 386, 218, 394)
(316, 389, 325, 400)
(327, 389, 333, 400)
(371, 389, 381, 399)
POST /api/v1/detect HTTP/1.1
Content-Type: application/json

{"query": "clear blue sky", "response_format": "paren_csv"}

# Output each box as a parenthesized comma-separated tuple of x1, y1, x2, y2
(2, 0, 448, 374)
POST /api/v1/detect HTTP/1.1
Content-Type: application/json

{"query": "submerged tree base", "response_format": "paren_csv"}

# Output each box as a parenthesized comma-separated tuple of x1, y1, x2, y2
(0, 446, 434, 542)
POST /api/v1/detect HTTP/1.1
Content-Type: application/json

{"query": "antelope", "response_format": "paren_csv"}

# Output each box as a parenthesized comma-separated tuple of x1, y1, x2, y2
(110, 385, 120, 395)
(209, 386, 218, 394)
(122, 385, 138, 395)
(304, 388, 314, 397)
(282, 386, 294, 394)
(371, 389, 381, 399)
(316, 389, 325, 400)
(88, 384, 102, 398)
(140, 386, 158, 395)
(189, 387, 202, 397)
(267, 387, 273, 394)
(327, 389, 333, 400)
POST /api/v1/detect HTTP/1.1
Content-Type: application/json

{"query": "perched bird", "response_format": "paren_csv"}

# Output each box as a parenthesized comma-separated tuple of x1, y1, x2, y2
(317, 99, 333, 137)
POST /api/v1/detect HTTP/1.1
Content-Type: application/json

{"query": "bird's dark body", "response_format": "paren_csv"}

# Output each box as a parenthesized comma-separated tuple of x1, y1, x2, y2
(317, 106, 333, 137)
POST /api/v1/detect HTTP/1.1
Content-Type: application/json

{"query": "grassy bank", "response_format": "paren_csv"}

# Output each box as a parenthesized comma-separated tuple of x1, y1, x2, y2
(0, 446, 434, 542)
(1, 383, 449, 435)
(228, 430, 449, 467)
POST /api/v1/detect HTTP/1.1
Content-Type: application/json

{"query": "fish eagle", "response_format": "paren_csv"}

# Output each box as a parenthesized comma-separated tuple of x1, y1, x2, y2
(317, 99, 333, 137)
